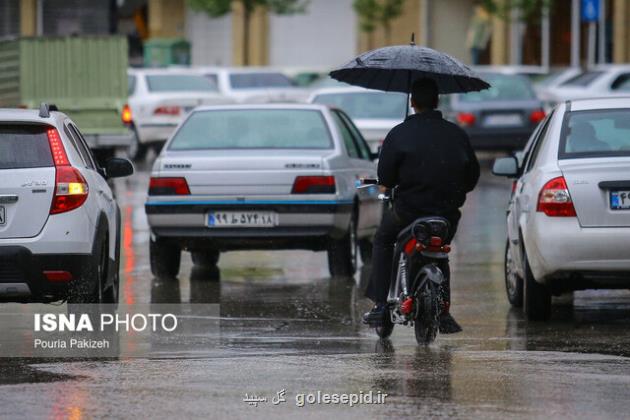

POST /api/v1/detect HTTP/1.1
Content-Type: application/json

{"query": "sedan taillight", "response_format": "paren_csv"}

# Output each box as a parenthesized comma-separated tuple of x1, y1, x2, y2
(291, 176, 336, 194)
(149, 177, 191, 195)
(47, 128, 89, 215)
(530, 109, 546, 124)
(456, 112, 476, 127)
(537, 176, 576, 217)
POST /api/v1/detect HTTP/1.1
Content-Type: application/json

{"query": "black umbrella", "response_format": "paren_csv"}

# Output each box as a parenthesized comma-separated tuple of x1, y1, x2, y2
(329, 35, 490, 114)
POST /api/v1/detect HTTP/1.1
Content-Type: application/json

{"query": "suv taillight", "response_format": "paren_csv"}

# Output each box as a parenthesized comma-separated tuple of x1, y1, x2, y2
(537, 176, 576, 217)
(47, 128, 89, 214)
(291, 176, 336, 194)
(149, 177, 191, 195)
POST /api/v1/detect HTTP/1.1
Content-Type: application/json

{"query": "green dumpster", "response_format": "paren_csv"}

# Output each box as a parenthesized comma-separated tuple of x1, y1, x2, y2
(143, 38, 191, 67)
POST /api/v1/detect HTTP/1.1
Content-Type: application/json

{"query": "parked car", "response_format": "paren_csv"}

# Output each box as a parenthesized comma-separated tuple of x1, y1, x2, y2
(145, 104, 381, 278)
(532, 67, 582, 104)
(308, 87, 408, 152)
(0, 104, 133, 303)
(542, 64, 630, 104)
(195, 67, 309, 103)
(126, 68, 234, 160)
(441, 72, 546, 150)
(493, 97, 630, 321)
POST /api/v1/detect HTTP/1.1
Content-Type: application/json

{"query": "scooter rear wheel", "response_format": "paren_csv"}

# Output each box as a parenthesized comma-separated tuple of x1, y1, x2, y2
(414, 284, 440, 345)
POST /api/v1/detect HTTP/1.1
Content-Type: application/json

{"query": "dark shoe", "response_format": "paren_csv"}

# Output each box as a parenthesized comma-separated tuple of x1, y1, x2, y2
(439, 313, 462, 334)
(363, 303, 387, 326)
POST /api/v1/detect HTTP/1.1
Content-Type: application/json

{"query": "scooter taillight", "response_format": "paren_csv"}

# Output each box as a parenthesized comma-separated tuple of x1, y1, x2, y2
(429, 236, 442, 247)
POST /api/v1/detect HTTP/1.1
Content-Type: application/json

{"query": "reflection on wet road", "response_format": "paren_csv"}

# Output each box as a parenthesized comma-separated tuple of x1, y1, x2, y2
(2, 160, 630, 419)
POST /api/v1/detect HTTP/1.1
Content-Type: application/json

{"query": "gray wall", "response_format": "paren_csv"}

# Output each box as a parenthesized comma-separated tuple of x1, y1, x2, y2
(186, 9, 233, 66)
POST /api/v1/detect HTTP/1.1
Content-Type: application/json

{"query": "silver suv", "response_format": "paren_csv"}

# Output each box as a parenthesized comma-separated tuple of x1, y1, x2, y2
(0, 104, 133, 303)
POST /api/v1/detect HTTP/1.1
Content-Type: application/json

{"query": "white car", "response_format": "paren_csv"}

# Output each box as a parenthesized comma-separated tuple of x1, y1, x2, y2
(493, 97, 630, 321)
(145, 104, 381, 279)
(308, 87, 408, 152)
(533, 67, 582, 103)
(0, 104, 133, 303)
(126, 68, 234, 160)
(195, 67, 309, 103)
(543, 64, 630, 104)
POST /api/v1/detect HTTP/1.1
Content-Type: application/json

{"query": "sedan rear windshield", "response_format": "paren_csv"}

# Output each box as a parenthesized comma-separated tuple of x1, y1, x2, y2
(312, 92, 407, 120)
(0, 126, 53, 169)
(146, 74, 218, 92)
(560, 71, 604, 87)
(560, 109, 630, 159)
(229, 73, 294, 89)
(459, 73, 536, 102)
(169, 109, 333, 150)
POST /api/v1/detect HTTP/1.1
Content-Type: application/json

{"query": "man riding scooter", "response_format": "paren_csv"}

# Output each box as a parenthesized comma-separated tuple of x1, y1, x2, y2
(363, 78, 480, 333)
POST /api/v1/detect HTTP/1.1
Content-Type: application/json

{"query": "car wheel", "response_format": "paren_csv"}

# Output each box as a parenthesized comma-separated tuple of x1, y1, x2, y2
(150, 236, 181, 278)
(69, 234, 107, 304)
(191, 250, 220, 268)
(523, 250, 551, 321)
(126, 127, 148, 161)
(327, 212, 358, 277)
(359, 238, 373, 265)
(505, 240, 523, 307)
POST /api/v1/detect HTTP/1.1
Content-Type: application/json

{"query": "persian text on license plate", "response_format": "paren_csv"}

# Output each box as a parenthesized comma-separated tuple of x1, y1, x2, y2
(484, 114, 523, 127)
(207, 211, 277, 228)
(0, 206, 5, 225)
(610, 191, 630, 210)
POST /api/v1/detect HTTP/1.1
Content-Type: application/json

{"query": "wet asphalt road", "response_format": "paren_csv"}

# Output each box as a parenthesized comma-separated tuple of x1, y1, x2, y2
(3, 158, 630, 419)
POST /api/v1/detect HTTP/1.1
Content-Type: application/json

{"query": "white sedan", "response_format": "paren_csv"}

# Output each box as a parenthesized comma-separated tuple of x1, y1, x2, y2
(126, 68, 234, 160)
(308, 87, 408, 153)
(543, 64, 630, 104)
(493, 97, 630, 321)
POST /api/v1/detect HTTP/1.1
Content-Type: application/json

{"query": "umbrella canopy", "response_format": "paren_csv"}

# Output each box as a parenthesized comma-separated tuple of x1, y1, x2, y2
(329, 43, 490, 95)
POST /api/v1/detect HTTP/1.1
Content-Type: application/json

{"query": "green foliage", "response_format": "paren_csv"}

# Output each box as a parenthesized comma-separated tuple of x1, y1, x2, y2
(353, 0, 406, 34)
(188, 0, 308, 16)
(481, 0, 555, 22)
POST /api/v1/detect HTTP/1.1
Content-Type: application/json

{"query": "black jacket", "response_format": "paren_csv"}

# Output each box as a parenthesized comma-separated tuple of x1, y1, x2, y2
(378, 110, 480, 218)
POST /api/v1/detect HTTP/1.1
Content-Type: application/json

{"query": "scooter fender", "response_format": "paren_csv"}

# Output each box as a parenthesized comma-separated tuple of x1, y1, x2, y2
(411, 264, 444, 293)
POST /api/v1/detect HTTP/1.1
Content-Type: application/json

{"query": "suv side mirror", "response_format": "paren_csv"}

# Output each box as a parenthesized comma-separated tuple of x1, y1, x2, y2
(492, 156, 519, 178)
(105, 158, 134, 178)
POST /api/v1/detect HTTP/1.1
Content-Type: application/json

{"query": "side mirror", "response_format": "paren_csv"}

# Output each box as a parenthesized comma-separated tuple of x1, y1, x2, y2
(105, 158, 134, 178)
(492, 156, 519, 178)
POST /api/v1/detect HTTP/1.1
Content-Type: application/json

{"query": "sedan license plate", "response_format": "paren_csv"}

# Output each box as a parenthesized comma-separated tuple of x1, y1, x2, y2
(207, 211, 277, 228)
(0, 206, 4, 225)
(610, 191, 630, 210)
(484, 114, 523, 127)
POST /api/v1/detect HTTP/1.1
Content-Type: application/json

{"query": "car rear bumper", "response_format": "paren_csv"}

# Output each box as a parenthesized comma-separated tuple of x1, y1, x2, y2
(527, 216, 630, 288)
(136, 123, 178, 144)
(0, 246, 91, 302)
(145, 200, 353, 251)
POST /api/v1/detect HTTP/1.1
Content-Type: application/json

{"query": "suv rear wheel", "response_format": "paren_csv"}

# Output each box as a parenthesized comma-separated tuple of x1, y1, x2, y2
(327, 214, 358, 277)
(150, 236, 181, 278)
(69, 234, 108, 303)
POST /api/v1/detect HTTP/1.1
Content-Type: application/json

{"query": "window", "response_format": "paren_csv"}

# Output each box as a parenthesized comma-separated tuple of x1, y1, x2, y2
(128, 75, 136, 95)
(331, 112, 360, 159)
(0, 125, 53, 169)
(68, 124, 96, 169)
(559, 109, 630, 159)
(459, 73, 536, 103)
(610, 73, 630, 91)
(312, 91, 407, 120)
(560, 71, 604, 87)
(146, 74, 218, 92)
(229, 73, 294, 89)
(525, 111, 554, 172)
(204, 73, 219, 87)
(169, 109, 333, 150)
(337, 111, 372, 160)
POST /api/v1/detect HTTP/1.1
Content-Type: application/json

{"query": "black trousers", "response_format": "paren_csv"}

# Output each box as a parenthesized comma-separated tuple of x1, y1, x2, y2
(365, 207, 459, 305)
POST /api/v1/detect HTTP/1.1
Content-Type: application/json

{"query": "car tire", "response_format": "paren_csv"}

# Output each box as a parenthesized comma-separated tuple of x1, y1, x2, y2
(150, 236, 181, 278)
(103, 211, 121, 305)
(505, 240, 523, 307)
(69, 232, 108, 304)
(327, 213, 358, 277)
(523, 250, 551, 321)
(126, 126, 148, 161)
(359, 238, 373, 265)
(191, 249, 220, 268)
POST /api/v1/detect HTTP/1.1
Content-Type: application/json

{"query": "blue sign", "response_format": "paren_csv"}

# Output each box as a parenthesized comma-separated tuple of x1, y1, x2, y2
(581, 0, 600, 22)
